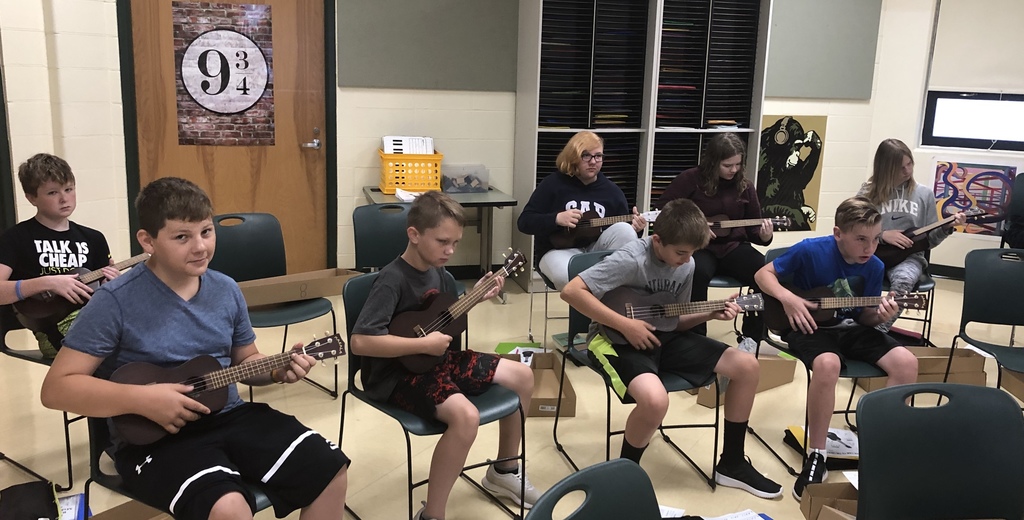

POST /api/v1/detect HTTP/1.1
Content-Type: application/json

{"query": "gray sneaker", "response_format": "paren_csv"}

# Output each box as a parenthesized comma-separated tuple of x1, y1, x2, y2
(482, 464, 541, 509)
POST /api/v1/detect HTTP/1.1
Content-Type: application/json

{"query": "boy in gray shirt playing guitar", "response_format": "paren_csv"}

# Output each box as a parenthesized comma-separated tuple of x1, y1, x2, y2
(561, 198, 783, 500)
(40, 177, 349, 520)
(350, 191, 539, 520)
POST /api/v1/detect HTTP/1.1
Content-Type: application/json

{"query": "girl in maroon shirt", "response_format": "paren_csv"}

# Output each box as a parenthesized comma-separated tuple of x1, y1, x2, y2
(656, 133, 773, 343)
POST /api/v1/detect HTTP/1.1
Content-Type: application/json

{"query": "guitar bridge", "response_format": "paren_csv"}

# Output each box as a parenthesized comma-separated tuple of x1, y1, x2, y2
(625, 303, 634, 319)
(413, 325, 427, 337)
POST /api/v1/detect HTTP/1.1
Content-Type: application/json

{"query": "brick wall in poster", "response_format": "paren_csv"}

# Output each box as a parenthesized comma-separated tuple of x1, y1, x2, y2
(173, 2, 275, 146)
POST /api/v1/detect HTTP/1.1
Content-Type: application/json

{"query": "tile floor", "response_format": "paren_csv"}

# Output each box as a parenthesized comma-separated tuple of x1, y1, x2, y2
(0, 276, 1017, 519)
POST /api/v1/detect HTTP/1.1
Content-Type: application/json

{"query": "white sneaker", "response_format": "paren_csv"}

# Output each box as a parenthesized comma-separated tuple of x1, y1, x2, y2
(659, 504, 686, 518)
(482, 464, 541, 509)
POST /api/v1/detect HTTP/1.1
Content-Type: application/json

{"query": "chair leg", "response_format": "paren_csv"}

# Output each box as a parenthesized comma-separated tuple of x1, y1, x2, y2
(528, 278, 536, 343)
(551, 348, 580, 470)
(282, 313, 340, 399)
(57, 412, 79, 492)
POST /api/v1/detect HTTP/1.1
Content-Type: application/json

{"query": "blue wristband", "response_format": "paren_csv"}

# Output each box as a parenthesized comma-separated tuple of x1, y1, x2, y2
(14, 280, 24, 301)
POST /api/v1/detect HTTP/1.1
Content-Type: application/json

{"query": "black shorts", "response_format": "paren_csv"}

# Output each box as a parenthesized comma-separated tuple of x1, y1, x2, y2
(113, 402, 349, 520)
(388, 349, 500, 418)
(596, 331, 725, 402)
(783, 325, 899, 367)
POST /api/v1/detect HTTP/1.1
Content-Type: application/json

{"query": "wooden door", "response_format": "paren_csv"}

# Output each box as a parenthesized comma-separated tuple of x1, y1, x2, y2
(127, 0, 328, 272)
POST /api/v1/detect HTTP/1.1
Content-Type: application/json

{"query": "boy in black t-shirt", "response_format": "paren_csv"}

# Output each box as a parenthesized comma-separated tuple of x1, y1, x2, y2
(0, 153, 118, 355)
(351, 191, 540, 520)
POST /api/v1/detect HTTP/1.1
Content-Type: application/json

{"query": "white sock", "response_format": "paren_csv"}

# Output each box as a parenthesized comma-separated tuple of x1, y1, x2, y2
(811, 447, 828, 461)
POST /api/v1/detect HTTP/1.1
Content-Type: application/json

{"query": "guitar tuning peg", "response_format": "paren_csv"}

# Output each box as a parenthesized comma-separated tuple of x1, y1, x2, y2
(324, 331, 331, 339)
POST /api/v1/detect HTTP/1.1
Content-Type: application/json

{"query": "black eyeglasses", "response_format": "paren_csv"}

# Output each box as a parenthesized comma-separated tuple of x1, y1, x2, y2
(581, 153, 605, 162)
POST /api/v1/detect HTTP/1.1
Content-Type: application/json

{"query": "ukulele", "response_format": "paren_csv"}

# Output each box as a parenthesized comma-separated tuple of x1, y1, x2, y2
(874, 208, 985, 269)
(391, 251, 527, 373)
(110, 334, 344, 446)
(707, 215, 791, 239)
(549, 210, 660, 249)
(597, 287, 764, 345)
(14, 253, 151, 329)
(762, 285, 929, 333)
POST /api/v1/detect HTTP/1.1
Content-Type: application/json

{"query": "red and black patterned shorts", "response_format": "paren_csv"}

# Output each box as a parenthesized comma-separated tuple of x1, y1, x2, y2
(388, 350, 500, 418)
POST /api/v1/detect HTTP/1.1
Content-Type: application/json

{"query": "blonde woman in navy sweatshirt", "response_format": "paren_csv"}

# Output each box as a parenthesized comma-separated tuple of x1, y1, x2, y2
(858, 138, 966, 331)
(518, 131, 646, 289)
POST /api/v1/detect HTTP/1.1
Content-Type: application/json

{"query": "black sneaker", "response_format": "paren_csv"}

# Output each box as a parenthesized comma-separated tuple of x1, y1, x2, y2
(793, 451, 829, 501)
(715, 456, 783, 499)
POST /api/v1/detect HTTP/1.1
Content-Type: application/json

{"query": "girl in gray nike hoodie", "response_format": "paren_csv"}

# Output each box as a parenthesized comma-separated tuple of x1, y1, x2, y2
(857, 138, 966, 331)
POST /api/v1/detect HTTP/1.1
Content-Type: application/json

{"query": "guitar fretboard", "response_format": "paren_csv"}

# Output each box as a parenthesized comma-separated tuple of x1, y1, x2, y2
(78, 253, 150, 284)
(711, 218, 764, 229)
(189, 337, 342, 392)
(627, 299, 730, 320)
(808, 296, 889, 310)
(580, 214, 635, 229)
(419, 264, 516, 335)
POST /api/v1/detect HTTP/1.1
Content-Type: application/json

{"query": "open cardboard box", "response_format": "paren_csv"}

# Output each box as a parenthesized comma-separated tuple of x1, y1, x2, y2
(857, 347, 986, 392)
(89, 500, 171, 520)
(501, 352, 576, 417)
(801, 482, 858, 520)
(817, 504, 857, 520)
(695, 355, 797, 408)
(236, 268, 360, 307)
(999, 367, 1024, 403)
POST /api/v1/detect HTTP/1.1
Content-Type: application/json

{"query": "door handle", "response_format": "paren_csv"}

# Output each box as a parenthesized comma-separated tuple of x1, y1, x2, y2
(301, 138, 322, 150)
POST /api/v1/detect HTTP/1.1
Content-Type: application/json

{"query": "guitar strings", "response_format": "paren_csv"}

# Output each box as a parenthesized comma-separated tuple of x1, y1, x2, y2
(177, 337, 340, 390)
(418, 263, 515, 334)
(627, 300, 731, 319)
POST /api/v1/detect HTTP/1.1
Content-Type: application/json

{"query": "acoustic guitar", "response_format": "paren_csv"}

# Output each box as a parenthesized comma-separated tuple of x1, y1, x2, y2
(874, 208, 985, 269)
(110, 334, 344, 446)
(597, 287, 764, 345)
(14, 253, 151, 331)
(391, 251, 527, 373)
(549, 210, 660, 249)
(707, 215, 791, 239)
(762, 285, 929, 333)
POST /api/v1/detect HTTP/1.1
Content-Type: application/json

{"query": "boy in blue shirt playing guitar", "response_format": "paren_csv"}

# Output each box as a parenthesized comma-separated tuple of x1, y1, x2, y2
(41, 177, 349, 520)
(755, 196, 918, 501)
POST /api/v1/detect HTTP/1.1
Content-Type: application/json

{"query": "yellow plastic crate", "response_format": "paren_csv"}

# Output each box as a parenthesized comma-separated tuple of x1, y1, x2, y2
(378, 149, 443, 194)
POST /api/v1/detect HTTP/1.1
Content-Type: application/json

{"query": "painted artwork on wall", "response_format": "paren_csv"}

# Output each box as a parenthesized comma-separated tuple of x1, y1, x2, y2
(757, 115, 827, 231)
(173, 1, 275, 146)
(933, 161, 1017, 236)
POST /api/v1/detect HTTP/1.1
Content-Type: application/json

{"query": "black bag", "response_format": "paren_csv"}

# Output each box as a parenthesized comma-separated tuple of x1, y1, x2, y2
(0, 481, 59, 520)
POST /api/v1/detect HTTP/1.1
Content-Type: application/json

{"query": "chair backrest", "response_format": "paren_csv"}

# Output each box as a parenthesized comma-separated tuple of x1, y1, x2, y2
(208, 213, 286, 282)
(961, 249, 1024, 330)
(352, 204, 411, 271)
(763, 246, 789, 266)
(856, 383, 1024, 520)
(526, 459, 661, 520)
(566, 251, 614, 347)
(1008, 174, 1024, 222)
(342, 269, 460, 389)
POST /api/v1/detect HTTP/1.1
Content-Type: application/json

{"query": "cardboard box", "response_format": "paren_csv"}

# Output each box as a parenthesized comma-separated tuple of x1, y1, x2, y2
(696, 355, 797, 408)
(236, 268, 359, 307)
(817, 504, 857, 520)
(1000, 367, 1024, 402)
(800, 482, 858, 520)
(857, 347, 987, 392)
(90, 500, 171, 520)
(501, 352, 576, 417)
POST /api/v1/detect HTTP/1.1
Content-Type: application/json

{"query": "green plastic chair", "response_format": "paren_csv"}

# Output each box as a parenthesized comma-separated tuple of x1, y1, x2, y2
(339, 271, 525, 519)
(208, 213, 338, 398)
(0, 304, 80, 491)
(526, 459, 661, 520)
(947, 249, 1024, 390)
(856, 383, 1024, 520)
(552, 251, 719, 490)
